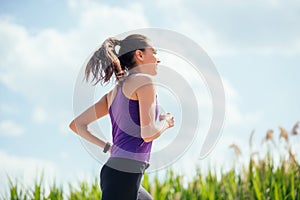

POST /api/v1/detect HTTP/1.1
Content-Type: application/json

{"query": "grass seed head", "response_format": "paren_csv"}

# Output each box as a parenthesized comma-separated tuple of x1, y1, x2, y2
(292, 121, 299, 135)
(229, 143, 242, 156)
(265, 129, 274, 141)
(279, 126, 289, 141)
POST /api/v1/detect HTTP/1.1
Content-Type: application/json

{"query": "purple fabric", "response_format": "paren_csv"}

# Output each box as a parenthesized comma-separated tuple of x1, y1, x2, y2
(109, 83, 158, 162)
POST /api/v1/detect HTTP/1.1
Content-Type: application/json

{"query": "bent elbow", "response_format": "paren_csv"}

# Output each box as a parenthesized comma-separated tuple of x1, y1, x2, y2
(141, 131, 152, 142)
(142, 137, 153, 143)
(69, 120, 88, 136)
(141, 128, 159, 143)
(69, 120, 78, 134)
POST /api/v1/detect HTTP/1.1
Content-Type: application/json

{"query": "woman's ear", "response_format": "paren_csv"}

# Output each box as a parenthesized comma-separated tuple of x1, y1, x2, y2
(134, 50, 144, 63)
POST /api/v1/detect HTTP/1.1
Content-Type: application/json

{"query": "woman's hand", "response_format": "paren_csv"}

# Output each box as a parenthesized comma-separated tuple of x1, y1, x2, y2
(159, 113, 175, 129)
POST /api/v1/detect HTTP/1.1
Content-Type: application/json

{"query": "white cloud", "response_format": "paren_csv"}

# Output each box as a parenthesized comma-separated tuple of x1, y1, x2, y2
(0, 103, 19, 115)
(154, 0, 300, 57)
(67, 0, 79, 9)
(223, 79, 264, 126)
(0, 120, 25, 137)
(0, 1, 149, 107)
(0, 151, 58, 178)
(0, 150, 59, 196)
(175, 20, 239, 57)
(31, 107, 48, 123)
(251, 39, 300, 56)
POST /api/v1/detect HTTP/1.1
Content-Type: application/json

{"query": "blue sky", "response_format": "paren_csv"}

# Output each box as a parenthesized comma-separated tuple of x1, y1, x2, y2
(1, 0, 300, 195)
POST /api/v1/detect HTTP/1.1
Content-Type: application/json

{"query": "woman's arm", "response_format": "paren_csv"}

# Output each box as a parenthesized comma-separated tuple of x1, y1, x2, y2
(69, 94, 111, 150)
(136, 75, 174, 142)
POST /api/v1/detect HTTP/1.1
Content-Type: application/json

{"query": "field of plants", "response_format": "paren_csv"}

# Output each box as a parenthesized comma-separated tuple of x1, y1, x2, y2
(2, 122, 300, 200)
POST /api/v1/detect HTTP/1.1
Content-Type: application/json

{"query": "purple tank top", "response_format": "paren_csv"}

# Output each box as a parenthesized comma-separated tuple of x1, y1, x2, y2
(109, 80, 158, 163)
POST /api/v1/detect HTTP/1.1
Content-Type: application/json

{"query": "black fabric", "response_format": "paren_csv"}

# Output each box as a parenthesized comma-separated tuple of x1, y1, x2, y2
(100, 163, 153, 200)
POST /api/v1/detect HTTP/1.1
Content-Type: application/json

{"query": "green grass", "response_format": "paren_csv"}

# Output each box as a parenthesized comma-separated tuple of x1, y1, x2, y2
(3, 153, 299, 200)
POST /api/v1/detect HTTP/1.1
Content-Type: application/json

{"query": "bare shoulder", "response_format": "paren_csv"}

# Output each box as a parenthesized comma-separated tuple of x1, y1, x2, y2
(128, 73, 154, 88)
(122, 73, 156, 100)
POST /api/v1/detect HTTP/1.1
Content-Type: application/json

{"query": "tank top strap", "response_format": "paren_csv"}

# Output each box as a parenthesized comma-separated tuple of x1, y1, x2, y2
(117, 71, 140, 87)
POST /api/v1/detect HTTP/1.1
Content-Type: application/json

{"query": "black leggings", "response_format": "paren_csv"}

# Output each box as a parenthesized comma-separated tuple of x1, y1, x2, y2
(100, 162, 153, 200)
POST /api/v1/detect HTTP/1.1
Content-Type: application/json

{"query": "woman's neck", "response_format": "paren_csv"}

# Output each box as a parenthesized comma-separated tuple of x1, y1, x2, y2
(128, 65, 148, 75)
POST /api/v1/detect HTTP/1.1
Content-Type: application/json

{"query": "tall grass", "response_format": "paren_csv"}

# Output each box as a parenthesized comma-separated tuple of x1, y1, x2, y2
(2, 122, 300, 199)
(141, 155, 299, 200)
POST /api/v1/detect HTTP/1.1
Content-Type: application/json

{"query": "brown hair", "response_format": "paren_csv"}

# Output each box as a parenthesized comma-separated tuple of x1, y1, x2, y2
(85, 34, 150, 85)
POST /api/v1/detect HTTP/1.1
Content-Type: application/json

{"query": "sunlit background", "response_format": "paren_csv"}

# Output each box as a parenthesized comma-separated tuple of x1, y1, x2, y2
(1, 0, 299, 195)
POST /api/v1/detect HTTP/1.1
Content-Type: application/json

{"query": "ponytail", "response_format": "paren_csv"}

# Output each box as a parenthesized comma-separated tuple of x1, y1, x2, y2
(85, 34, 150, 85)
(85, 37, 126, 85)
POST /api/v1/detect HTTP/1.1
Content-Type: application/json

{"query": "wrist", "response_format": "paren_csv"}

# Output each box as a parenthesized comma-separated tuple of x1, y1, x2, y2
(103, 142, 112, 153)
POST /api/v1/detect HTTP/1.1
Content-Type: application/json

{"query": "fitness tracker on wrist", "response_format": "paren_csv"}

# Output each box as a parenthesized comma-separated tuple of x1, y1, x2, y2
(103, 142, 112, 153)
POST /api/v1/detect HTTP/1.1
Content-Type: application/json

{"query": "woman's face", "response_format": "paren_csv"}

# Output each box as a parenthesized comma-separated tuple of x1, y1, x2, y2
(135, 46, 160, 75)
